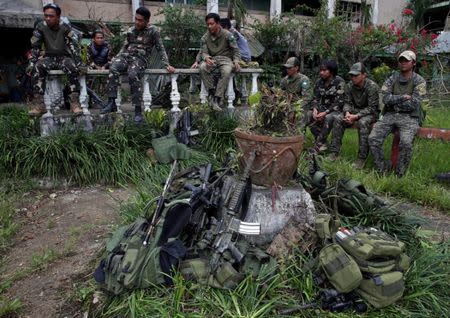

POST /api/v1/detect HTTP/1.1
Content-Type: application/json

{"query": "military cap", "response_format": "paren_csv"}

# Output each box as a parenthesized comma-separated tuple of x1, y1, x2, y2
(398, 50, 416, 61)
(284, 57, 299, 68)
(348, 62, 366, 76)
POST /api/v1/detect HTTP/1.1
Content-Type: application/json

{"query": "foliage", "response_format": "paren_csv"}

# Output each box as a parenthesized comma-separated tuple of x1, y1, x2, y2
(372, 64, 393, 86)
(405, 0, 434, 29)
(156, 5, 205, 66)
(143, 109, 168, 134)
(248, 85, 302, 136)
(0, 195, 18, 254)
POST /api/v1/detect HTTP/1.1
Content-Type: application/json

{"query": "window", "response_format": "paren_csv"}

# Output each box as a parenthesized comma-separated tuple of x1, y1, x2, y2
(336, 1, 370, 24)
(282, 0, 321, 16)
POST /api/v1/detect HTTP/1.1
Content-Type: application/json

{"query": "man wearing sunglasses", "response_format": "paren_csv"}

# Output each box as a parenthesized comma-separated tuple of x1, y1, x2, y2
(27, 3, 84, 116)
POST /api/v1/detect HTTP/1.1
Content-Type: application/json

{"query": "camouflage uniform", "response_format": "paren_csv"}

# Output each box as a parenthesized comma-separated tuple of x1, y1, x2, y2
(329, 78, 379, 159)
(302, 76, 345, 145)
(30, 21, 82, 95)
(368, 71, 426, 176)
(106, 25, 170, 111)
(280, 72, 310, 103)
(199, 28, 240, 99)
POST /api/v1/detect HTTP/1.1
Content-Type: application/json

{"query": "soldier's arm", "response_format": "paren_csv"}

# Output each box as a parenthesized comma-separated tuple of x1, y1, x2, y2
(280, 77, 287, 90)
(117, 31, 130, 56)
(65, 25, 82, 67)
(330, 79, 345, 112)
(342, 83, 353, 114)
(29, 26, 44, 66)
(309, 80, 321, 111)
(152, 28, 170, 67)
(381, 75, 405, 106)
(398, 76, 426, 111)
(357, 82, 380, 118)
(228, 34, 241, 64)
(200, 35, 210, 61)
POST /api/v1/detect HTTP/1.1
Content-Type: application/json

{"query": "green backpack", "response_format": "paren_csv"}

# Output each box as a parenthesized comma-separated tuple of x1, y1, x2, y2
(357, 271, 405, 309)
(95, 202, 192, 295)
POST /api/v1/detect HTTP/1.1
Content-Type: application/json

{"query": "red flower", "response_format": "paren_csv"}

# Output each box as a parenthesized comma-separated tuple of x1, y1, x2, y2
(403, 8, 414, 16)
(431, 33, 438, 40)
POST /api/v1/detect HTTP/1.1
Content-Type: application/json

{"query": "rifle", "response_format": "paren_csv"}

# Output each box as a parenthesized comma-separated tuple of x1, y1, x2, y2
(87, 86, 105, 108)
(143, 160, 178, 245)
(278, 289, 367, 315)
(209, 150, 261, 273)
(177, 109, 199, 146)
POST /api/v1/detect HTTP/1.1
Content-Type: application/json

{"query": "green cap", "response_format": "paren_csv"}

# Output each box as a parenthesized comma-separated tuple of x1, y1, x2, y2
(284, 57, 299, 68)
(348, 62, 366, 76)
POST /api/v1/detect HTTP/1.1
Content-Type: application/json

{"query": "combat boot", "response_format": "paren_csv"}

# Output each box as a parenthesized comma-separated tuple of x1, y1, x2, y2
(70, 92, 83, 116)
(210, 96, 222, 111)
(28, 95, 46, 116)
(100, 97, 117, 114)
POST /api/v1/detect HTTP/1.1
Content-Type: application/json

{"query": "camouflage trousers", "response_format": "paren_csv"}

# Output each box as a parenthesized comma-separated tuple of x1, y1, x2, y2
(199, 56, 233, 99)
(300, 110, 340, 145)
(33, 56, 80, 94)
(368, 113, 419, 176)
(107, 54, 146, 110)
(329, 114, 376, 159)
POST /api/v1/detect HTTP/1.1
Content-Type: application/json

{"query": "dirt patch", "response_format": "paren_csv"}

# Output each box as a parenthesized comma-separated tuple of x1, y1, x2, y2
(1, 186, 133, 318)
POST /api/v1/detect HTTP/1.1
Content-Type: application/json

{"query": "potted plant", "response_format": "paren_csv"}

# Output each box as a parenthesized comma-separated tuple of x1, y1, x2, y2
(234, 85, 305, 186)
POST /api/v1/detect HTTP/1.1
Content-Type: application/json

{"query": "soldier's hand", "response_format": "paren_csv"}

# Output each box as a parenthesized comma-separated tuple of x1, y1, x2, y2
(191, 61, 199, 69)
(78, 65, 88, 75)
(26, 64, 34, 76)
(403, 94, 412, 100)
(167, 65, 175, 73)
(234, 62, 241, 73)
(205, 57, 215, 66)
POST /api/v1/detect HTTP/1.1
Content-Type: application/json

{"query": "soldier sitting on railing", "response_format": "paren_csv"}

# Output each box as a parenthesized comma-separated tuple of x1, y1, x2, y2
(100, 6, 175, 123)
(26, 3, 84, 116)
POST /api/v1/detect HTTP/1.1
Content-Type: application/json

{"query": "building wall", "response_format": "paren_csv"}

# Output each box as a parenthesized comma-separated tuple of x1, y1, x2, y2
(376, 0, 407, 25)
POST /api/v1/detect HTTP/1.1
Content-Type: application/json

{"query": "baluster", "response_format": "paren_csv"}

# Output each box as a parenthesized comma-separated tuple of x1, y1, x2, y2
(143, 73, 152, 112)
(240, 74, 248, 105)
(43, 76, 54, 118)
(170, 73, 181, 113)
(200, 81, 208, 104)
(79, 75, 90, 115)
(226, 74, 235, 109)
(251, 72, 259, 95)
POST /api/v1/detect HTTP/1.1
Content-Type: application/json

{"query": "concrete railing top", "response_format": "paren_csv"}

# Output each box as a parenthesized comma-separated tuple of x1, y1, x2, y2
(48, 68, 264, 76)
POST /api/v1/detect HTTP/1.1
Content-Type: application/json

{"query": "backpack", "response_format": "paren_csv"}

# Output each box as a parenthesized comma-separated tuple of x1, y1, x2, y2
(315, 217, 410, 308)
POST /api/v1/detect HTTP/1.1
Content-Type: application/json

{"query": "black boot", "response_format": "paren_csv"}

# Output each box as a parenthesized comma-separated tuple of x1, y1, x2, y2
(134, 107, 143, 123)
(100, 97, 117, 114)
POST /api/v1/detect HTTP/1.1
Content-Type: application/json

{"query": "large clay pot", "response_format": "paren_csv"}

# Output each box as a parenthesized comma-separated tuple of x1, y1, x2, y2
(234, 128, 304, 187)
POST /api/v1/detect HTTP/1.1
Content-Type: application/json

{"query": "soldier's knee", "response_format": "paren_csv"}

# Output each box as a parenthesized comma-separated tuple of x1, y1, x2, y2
(221, 65, 233, 76)
(199, 62, 208, 73)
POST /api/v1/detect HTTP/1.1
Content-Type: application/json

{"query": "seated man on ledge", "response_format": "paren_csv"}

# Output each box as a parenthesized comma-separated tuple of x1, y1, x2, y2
(101, 6, 175, 123)
(27, 3, 84, 116)
(368, 50, 426, 177)
(280, 57, 310, 104)
(329, 62, 380, 169)
(192, 13, 241, 111)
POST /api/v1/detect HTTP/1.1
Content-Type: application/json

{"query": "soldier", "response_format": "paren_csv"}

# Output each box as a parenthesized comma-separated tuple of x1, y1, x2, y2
(26, 3, 84, 116)
(87, 30, 113, 70)
(101, 7, 175, 123)
(302, 60, 345, 152)
(329, 62, 379, 168)
(219, 18, 251, 63)
(192, 13, 241, 111)
(280, 57, 310, 103)
(368, 50, 426, 177)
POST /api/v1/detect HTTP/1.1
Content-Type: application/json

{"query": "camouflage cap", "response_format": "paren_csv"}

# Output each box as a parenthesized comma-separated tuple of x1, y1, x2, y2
(398, 50, 416, 61)
(284, 57, 299, 68)
(348, 62, 366, 76)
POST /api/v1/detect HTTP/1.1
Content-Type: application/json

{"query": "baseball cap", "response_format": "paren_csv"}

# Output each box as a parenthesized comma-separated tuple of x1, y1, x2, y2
(284, 57, 299, 68)
(398, 50, 416, 61)
(348, 62, 366, 76)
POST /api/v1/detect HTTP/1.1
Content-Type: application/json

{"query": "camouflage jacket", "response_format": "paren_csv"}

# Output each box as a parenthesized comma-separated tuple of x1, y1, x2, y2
(119, 25, 170, 67)
(30, 21, 82, 67)
(310, 75, 345, 112)
(381, 71, 426, 117)
(200, 28, 240, 64)
(280, 73, 310, 101)
(343, 78, 380, 118)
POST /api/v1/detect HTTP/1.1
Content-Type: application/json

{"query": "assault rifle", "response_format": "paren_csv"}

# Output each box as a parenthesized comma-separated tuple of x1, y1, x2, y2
(177, 109, 199, 146)
(143, 160, 178, 245)
(278, 289, 367, 315)
(209, 150, 261, 273)
(87, 87, 105, 108)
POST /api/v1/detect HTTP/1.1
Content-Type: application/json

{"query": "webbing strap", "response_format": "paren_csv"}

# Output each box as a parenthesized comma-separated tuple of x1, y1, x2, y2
(323, 254, 350, 274)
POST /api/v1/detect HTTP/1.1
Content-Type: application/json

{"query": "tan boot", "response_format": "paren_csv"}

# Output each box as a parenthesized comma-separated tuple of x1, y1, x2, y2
(70, 92, 83, 116)
(28, 95, 46, 116)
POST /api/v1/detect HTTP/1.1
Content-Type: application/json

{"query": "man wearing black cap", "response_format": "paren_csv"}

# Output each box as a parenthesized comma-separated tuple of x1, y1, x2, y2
(27, 3, 84, 116)
(302, 60, 345, 152)
(329, 62, 380, 168)
(369, 50, 427, 177)
(280, 57, 310, 103)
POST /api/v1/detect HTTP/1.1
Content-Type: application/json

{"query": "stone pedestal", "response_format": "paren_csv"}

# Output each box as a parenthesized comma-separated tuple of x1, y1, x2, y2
(243, 185, 316, 246)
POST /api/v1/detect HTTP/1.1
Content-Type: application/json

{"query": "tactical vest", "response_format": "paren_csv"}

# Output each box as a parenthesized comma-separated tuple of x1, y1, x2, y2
(40, 23, 70, 57)
(392, 75, 420, 118)
(204, 29, 235, 60)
